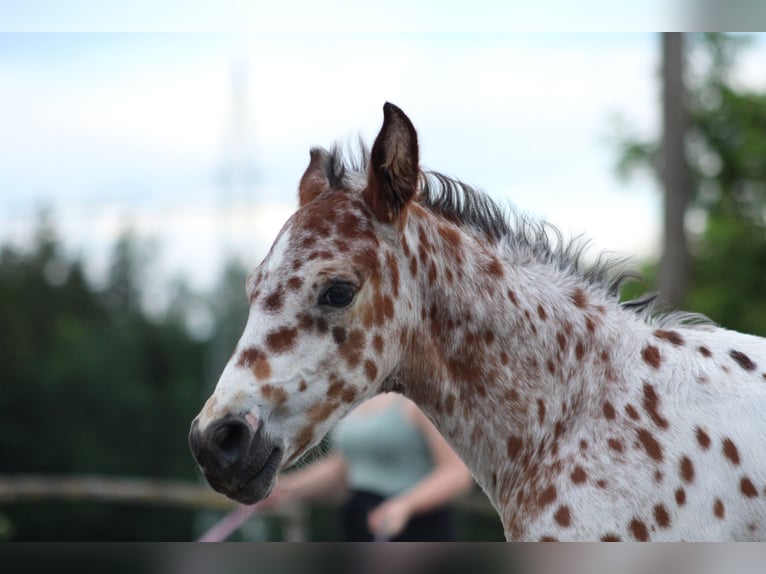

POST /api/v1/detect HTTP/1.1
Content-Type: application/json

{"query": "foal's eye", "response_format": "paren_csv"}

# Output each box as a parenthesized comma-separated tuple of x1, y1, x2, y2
(319, 282, 357, 308)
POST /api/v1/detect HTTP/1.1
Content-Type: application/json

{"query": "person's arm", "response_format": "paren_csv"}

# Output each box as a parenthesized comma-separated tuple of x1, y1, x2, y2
(260, 452, 348, 509)
(367, 403, 474, 538)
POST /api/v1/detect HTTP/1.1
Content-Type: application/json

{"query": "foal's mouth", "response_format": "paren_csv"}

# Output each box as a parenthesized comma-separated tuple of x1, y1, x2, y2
(229, 445, 284, 504)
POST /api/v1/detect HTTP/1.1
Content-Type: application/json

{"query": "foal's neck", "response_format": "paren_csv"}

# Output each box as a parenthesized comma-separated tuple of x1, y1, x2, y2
(396, 206, 647, 511)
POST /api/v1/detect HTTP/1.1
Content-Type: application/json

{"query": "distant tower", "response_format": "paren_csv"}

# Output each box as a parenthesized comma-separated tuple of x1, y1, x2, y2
(217, 58, 258, 207)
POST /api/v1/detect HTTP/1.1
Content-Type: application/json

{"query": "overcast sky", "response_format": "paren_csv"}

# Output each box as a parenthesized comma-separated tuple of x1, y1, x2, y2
(1, 33, 765, 299)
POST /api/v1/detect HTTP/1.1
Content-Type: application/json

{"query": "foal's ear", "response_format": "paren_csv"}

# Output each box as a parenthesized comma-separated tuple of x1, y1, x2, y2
(298, 147, 330, 207)
(364, 102, 420, 224)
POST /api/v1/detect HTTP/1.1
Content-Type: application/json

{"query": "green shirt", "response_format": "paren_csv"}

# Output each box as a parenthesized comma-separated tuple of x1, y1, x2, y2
(334, 400, 434, 498)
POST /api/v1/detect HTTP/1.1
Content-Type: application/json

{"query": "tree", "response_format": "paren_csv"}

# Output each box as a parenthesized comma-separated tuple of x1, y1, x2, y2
(616, 33, 766, 335)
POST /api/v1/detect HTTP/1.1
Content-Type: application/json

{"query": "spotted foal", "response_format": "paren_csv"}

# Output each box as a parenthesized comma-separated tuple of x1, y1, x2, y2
(190, 103, 766, 541)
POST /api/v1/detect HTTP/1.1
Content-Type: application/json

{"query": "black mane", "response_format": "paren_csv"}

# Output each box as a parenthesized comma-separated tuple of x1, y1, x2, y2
(321, 144, 709, 326)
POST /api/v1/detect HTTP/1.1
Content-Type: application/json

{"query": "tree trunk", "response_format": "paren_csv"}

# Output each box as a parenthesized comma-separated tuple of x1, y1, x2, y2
(659, 32, 691, 308)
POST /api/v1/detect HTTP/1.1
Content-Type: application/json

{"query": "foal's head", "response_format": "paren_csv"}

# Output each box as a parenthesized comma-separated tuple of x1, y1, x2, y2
(189, 103, 424, 503)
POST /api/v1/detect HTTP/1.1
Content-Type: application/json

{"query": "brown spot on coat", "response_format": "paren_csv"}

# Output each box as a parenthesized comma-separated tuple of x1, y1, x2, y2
(641, 345, 662, 369)
(714, 498, 725, 519)
(571, 288, 587, 308)
(696, 426, 711, 450)
(602, 401, 616, 420)
(608, 438, 624, 453)
(680, 456, 695, 483)
(625, 404, 640, 421)
(636, 427, 664, 462)
(642, 382, 669, 430)
(538, 484, 557, 509)
(629, 518, 649, 541)
(741, 477, 758, 498)
(654, 504, 671, 528)
(654, 329, 685, 346)
(722, 438, 740, 466)
(698, 346, 712, 358)
(570, 466, 587, 485)
(730, 350, 757, 371)
(675, 488, 686, 506)
(537, 304, 548, 321)
(536, 399, 546, 425)
(601, 534, 621, 542)
(364, 359, 378, 381)
(553, 505, 571, 527)
(507, 436, 523, 459)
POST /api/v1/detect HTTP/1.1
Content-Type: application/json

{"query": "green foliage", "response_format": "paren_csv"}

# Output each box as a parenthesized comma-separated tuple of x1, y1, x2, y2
(615, 33, 766, 335)
(0, 220, 208, 540)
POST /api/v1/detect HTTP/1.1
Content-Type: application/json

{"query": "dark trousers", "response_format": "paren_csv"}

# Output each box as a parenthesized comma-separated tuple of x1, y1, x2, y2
(340, 490, 458, 541)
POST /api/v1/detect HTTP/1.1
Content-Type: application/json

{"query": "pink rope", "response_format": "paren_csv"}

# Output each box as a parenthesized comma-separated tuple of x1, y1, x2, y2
(197, 503, 260, 542)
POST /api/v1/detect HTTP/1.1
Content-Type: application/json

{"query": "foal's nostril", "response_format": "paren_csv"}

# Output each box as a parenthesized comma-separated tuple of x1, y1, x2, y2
(210, 418, 252, 466)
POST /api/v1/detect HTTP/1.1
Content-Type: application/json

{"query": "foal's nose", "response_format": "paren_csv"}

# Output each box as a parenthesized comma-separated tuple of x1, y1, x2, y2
(189, 416, 255, 473)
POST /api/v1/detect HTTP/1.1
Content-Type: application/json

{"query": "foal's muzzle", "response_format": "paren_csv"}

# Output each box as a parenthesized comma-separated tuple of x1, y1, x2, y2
(188, 415, 283, 504)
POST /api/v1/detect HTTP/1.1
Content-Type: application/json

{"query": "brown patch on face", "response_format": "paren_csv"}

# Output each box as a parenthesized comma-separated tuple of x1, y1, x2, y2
(266, 326, 299, 354)
(680, 456, 695, 484)
(238, 347, 271, 381)
(641, 345, 662, 369)
(636, 427, 664, 462)
(696, 426, 711, 450)
(741, 477, 758, 498)
(714, 498, 725, 519)
(654, 329, 685, 346)
(729, 349, 757, 371)
(553, 505, 571, 527)
(722, 438, 740, 465)
(602, 401, 616, 420)
(629, 518, 649, 541)
(654, 504, 671, 528)
(698, 346, 712, 358)
(571, 287, 587, 308)
(372, 334, 384, 354)
(261, 384, 288, 406)
(570, 466, 587, 485)
(642, 382, 669, 430)
(675, 488, 686, 506)
(286, 276, 303, 291)
(332, 326, 348, 345)
(338, 329, 365, 368)
(263, 289, 285, 313)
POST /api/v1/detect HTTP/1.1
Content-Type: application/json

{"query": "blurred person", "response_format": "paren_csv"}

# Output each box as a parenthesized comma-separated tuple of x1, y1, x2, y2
(261, 393, 474, 541)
